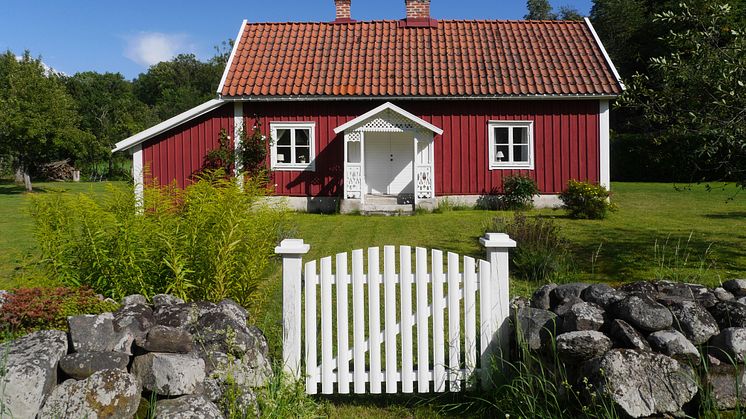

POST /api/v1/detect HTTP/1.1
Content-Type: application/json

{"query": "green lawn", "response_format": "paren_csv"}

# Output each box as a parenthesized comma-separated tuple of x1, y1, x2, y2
(1, 179, 744, 416)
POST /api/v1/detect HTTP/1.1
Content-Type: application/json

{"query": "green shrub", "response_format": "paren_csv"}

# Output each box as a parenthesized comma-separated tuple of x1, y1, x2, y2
(30, 170, 288, 307)
(501, 175, 539, 210)
(485, 213, 571, 282)
(0, 287, 118, 336)
(559, 180, 615, 219)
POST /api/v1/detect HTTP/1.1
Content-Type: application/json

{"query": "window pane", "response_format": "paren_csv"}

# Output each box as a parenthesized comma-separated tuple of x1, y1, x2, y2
(296, 146, 310, 164)
(495, 145, 510, 162)
(514, 127, 529, 144)
(277, 146, 291, 163)
(277, 129, 291, 146)
(295, 129, 310, 146)
(494, 127, 509, 144)
(513, 145, 529, 162)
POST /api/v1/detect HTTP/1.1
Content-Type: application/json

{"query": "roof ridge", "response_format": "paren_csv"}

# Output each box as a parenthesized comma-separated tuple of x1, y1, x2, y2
(240, 19, 587, 25)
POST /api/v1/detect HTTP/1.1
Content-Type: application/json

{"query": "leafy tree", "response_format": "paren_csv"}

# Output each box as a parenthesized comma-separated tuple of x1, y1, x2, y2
(0, 51, 90, 190)
(557, 5, 583, 20)
(525, 0, 557, 20)
(240, 116, 268, 176)
(133, 54, 222, 121)
(621, 1, 746, 186)
(64, 72, 157, 176)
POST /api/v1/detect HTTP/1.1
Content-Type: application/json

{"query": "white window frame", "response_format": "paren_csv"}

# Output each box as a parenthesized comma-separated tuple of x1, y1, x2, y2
(488, 120, 535, 170)
(270, 122, 316, 171)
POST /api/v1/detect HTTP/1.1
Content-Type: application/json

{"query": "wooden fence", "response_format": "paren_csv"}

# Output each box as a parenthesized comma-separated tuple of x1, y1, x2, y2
(275, 233, 516, 395)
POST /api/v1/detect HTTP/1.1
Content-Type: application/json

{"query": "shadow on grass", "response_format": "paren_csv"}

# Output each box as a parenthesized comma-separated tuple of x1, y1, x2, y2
(317, 391, 483, 417)
(0, 180, 49, 195)
(702, 211, 746, 219)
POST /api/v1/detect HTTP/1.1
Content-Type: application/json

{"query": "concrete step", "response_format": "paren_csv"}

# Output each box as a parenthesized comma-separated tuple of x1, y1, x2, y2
(362, 195, 413, 215)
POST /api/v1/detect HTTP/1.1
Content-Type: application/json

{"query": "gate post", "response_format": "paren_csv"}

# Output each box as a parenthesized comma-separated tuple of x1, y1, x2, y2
(275, 238, 310, 379)
(480, 233, 517, 369)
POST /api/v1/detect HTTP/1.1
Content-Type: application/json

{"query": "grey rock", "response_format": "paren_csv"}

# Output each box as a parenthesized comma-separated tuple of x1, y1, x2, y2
(704, 363, 746, 410)
(68, 313, 120, 352)
(708, 301, 746, 328)
(136, 325, 194, 353)
(113, 303, 155, 342)
(714, 287, 735, 301)
(582, 349, 698, 418)
(561, 302, 605, 332)
(510, 296, 529, 312)
(203, 349, 272, 388)
(552, 296, 583, 317)
(580, 283, 626, 308)
(549, 283, 590, 309)
(154, 302, 200, 329)
(556, 331, 612, 362)
(38, 369, 140, 419)
(723, 279, 746, 298)
(611, 295, 673, 332)
(530, 284, 557, 310)
(131, 353, 206, 396)
(0, 330, 67, 419)
(152, 293, 185, 307)
(201, 378, 224, 402)
(667, 300, 719, 345)
(121, 294, 147, 306)
(190, 312, 266, 358)
(59, 351, 129, 380)
(154, 395, 224, 419)
(655, 281, 696, 300)
(694, 290, 720, 309)
(512, 307, 559, 351)
(708, 327, 746, 363)
(218, 299, 249, 325)
(618, 281, 657, 296)
(647, 329, 700, 365)
(739, 296, 746, 306)
(609, 319, 650, 351)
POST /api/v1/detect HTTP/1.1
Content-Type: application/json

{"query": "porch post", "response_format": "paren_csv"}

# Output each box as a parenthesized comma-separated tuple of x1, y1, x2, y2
(275, 238, 311, 379)
(479, 233, 517, 371)
(413, 133, 419, 206)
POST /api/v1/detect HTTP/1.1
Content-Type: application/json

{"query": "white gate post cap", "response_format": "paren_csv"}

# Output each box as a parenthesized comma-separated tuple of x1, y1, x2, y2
(275, 238, 311, 255)
(479, 233, 517, 248)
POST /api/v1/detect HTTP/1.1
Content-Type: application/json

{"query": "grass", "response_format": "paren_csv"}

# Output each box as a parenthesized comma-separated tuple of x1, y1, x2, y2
(1, 179, 745, 416)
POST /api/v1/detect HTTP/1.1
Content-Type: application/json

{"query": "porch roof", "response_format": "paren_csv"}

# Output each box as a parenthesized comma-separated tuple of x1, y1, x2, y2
(333, 102, 444, 135)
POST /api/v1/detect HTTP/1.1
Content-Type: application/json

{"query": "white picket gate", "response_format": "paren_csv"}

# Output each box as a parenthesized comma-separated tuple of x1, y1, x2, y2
(275, 233, 516, 395)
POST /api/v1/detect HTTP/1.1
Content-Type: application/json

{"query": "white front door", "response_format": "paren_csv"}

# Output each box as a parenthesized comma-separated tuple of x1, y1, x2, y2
(365, 132, 413, 195)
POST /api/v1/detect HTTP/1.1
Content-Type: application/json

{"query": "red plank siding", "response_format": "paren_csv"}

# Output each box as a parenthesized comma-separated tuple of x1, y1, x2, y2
(142, 100, 600, 196)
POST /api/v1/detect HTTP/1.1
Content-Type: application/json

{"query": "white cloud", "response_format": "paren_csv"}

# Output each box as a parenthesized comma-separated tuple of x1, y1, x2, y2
(123, 32, 193, 67)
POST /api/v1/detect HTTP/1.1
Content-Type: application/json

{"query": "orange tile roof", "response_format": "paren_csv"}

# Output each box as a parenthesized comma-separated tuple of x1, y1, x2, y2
(219, 19, 622, 98)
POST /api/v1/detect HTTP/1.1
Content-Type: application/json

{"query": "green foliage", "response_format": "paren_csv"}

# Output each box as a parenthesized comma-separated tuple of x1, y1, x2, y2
(525, 0, 556, 19)
(204, 129, 236, 173)
(239, 116, 268, 176)
(485, 213, 571, 282)
(432, 197, 473, 213)
(133, 54, 223, 121)
(255, 365, 321, 419)
(500, 175, 539, 210)
(29, 171, 288, 306)
(620, 1, 746, 187)
(560, 180, 615, 219)
(653, 233, 715, 283)
(0, 287, 118, 336)
(0, 51, 90, 183)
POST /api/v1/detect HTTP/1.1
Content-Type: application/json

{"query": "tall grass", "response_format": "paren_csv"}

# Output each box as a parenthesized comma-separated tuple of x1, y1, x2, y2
(653, 232, 716, 283)
(29, 170, 288, 306)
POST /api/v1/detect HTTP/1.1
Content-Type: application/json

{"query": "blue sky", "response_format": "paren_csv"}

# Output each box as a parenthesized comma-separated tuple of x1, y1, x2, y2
(1, 0, 593, 80)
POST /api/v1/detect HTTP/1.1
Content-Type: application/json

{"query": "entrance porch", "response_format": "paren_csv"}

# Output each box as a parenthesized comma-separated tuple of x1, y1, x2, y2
(334, 103, 443, 214)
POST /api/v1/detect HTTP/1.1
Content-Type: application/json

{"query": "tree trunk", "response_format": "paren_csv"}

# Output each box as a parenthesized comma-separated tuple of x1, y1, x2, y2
(23, 172, 32, 192)
(14, 167, 24, 184)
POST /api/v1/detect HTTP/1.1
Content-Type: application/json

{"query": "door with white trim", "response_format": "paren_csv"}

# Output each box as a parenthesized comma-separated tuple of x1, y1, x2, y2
(365, 132, 413, 195)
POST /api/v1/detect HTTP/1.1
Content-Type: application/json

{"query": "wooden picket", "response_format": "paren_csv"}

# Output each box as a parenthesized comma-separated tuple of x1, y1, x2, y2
(275, 234, 517, 395)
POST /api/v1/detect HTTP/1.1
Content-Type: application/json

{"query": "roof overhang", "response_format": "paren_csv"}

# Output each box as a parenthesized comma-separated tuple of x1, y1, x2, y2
(584, 17, 625, 91)
(333, 102, 444, 135)
(221, 94, 620, 101)
(113, 99, 225, 153)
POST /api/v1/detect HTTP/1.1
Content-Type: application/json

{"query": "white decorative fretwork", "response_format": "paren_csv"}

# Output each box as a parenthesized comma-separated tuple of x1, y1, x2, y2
(415, 166, 433, 199)
(346, 131, 361, 142)
(353, 109, 419, 133)
(346, 165, 362, 199)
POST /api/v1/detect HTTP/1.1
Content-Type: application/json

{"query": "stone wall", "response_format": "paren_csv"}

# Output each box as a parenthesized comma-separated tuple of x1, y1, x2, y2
(513, 279, 746, 418)
(0, 294, 271, 419)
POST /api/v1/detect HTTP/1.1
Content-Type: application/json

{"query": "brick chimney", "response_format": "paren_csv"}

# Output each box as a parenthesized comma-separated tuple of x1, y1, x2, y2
(405, 0, 430, 19)
(334, 0, 354, 22)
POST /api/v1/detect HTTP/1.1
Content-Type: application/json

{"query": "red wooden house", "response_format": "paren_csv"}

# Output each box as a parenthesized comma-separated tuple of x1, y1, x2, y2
(114, 0, 623, 213)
